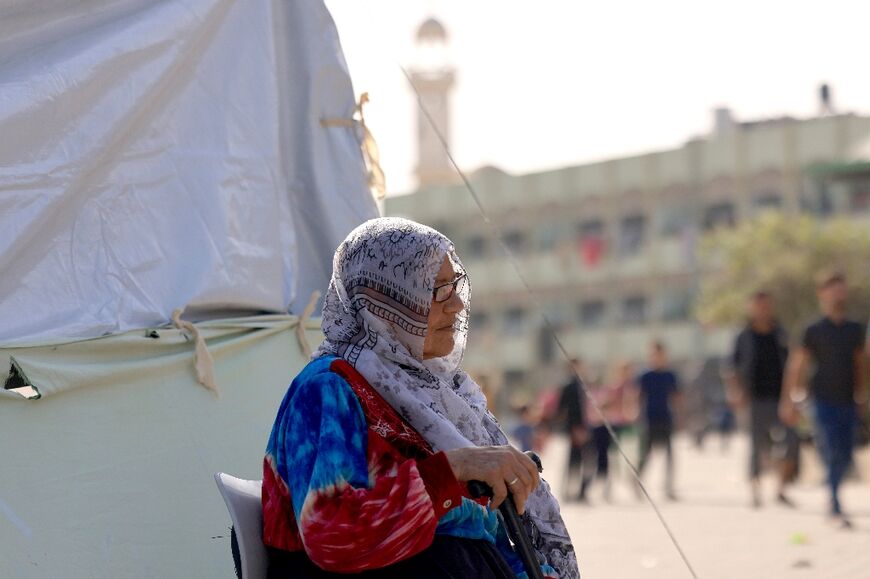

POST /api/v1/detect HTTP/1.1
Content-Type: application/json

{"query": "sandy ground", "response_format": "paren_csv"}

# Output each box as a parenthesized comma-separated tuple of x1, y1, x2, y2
(538, 432, 870, 579)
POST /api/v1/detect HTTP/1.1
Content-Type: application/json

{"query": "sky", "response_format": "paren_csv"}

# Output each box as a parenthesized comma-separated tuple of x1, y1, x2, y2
(325, 0, 870, 195)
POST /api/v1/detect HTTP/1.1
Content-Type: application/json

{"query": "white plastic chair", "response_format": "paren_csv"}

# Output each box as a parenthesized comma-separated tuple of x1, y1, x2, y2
(214, 472, 268, 579)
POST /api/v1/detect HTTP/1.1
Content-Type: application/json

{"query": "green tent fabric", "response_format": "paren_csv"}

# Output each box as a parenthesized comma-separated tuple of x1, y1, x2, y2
(0, 315, 322, 578)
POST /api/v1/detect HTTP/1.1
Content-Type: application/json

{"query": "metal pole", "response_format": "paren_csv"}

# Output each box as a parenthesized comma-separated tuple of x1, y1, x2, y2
(467, 452, 545, 579)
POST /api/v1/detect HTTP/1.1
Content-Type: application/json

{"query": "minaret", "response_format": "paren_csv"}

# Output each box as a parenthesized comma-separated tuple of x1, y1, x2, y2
(410, 18, 456, 188)
(819, 83, 835, 116)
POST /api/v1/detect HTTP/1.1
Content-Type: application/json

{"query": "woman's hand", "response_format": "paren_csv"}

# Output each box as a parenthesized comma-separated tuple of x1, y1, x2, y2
(444, 446, 540, 514)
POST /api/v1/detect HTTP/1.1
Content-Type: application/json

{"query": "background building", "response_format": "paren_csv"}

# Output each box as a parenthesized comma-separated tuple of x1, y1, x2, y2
(388, 20, 870, 410)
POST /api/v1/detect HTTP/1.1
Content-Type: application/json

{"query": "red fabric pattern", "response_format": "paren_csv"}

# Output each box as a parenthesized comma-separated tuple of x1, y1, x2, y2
(330, 359, 434, 459)
(299, 433, 440, 572)
(415, 451, 466, 519)
(261, 455, 304, 551)
(331, 358, 475, 512)
(262, 360, 471, 572)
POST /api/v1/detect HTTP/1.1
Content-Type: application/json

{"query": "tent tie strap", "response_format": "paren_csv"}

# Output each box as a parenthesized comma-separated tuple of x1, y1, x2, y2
(321, 92, 386, 200)
(171, 308, 219, 397)
(295, 291, 321, 358)
(171, 293, 319, 396)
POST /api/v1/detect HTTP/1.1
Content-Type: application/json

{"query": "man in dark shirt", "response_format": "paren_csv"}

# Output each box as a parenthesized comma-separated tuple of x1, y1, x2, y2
(635, 341, 681, 500)
(556, 358, 590, 502)
(729, 291, 798, 508)
(781, 271, 866, 527)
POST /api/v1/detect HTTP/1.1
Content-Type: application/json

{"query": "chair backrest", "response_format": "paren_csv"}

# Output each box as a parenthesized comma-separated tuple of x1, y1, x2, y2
(214, 472, 268, 579)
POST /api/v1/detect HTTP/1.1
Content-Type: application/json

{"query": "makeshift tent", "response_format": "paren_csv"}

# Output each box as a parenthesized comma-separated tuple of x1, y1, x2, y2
(0, 0, 378, 576)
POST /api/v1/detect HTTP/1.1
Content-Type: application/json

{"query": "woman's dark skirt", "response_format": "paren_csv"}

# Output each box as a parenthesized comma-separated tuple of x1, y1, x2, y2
(266, 534, 517, 579)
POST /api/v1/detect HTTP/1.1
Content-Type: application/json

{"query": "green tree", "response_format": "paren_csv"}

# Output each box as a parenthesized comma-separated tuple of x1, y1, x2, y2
(696, 213, 870, 337)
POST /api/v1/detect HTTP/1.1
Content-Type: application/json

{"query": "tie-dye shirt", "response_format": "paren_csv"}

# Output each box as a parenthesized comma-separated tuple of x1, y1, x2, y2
(263, 356, 551, 576)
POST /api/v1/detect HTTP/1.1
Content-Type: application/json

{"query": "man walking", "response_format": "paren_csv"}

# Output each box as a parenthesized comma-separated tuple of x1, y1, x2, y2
(729, 291, 798, 508)
(557, 358, 590, 502)
(635, 341, 682, 500)
(780, 271, 866, 527)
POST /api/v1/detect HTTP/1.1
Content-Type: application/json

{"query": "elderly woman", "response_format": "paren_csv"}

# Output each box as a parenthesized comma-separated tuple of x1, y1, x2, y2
(262, 218, 580, 578)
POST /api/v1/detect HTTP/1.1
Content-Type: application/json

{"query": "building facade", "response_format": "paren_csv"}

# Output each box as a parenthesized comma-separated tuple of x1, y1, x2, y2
(386, 111, 870, 406)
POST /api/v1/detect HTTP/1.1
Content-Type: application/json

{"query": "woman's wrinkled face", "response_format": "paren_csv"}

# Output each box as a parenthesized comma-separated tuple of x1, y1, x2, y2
(422, 257, 464, 359)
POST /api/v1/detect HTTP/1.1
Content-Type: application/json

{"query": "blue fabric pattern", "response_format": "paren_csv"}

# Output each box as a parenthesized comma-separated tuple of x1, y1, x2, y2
(266, 356, 369, 520)
(266, 357, 502, 545)
(435, 497, 500, 541)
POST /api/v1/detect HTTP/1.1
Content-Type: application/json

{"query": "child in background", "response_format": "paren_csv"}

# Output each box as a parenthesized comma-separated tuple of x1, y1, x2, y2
(511, 403, 538, 452)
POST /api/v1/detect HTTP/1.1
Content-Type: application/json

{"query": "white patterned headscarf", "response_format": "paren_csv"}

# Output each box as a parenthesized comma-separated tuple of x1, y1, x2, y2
(315, 217, 580, 578)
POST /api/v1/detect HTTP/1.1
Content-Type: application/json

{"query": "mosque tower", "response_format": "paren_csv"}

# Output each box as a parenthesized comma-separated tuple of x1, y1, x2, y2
(410, 17, 457, 187)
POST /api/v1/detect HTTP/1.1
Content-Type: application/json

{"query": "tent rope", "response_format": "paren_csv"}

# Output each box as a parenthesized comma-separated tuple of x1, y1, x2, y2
(321, 92, 386, 200)
(400, 65, 701, 579)
(170, 291, 319, 397)
(171, 308, 219, 397)
(295, 291, 321, 358)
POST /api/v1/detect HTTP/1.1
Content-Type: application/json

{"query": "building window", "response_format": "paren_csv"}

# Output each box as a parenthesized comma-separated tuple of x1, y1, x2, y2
(501, 230, 526, 254)
(578, 219, 606, 266)
(537, 223, 563, 251)
(541, 303, 570, 330)
(503, 369, 527, 389)
(753, 191, 782, 210)
(703, 202, 735, 230)
(659, 204, 693, 237)
(799, 184, 819, 214)
(578, 300, 606, 328)
(504, 307, 525, 336)
(619, 214, 646, 256)
(430, 222, 454, 244)
(851, 180, 870, 213)
(471, 310, 490, 329)
(537, 326, 556, 363)
(661, 289, 692, 322)
(466, 235, 487, 259)
(621, 296, 647, 325)
(579, 219, 604, 239)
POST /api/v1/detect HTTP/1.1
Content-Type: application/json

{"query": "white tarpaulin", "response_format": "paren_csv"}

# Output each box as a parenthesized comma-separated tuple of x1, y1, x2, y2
(0, 0, 378, 345)
(0, 0, 380, 576)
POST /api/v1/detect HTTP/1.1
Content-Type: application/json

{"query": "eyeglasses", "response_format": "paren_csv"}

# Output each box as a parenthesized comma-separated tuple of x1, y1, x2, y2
(433, 274, 467, 303)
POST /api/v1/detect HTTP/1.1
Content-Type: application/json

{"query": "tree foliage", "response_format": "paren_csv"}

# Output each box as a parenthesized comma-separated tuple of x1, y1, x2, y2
(696, 213, 870, 337)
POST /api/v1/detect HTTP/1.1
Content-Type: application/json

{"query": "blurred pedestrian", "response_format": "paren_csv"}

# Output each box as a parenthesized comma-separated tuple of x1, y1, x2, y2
(533, 386, 561, 453)
(604, 361, 635, 439)
(590, 361, 635, 501)
(556, 358, 591, 502)
(728, 290, 798, 508)
(575, 374, 609, 503)
(713, 361, 737, 452)
(691, 357, 735, 452)
(780, 271, 866, 528)
(511, 403, 538, 452)
(634, 341, 682, 500)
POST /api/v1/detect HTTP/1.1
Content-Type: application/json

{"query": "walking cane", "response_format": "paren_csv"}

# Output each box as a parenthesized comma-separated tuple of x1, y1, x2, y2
(468, 451, 546, 579)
